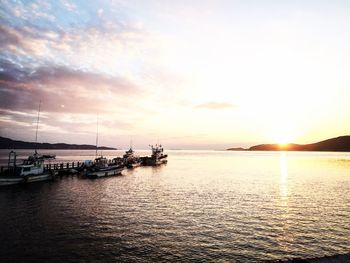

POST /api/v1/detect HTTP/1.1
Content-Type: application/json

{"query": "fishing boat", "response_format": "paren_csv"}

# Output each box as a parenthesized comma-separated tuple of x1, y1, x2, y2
(84, 116, 126, 178)
(142, 144, 168, 166)
(85, 156, 125, 178)
(123, 147, 142, 168)
(0, 101, 57, 186)
(0, 151, 56, 186)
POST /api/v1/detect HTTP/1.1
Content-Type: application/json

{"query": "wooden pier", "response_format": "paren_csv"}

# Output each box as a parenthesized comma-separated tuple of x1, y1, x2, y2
(0, 161, 84, 176)
(45, 162, 82, 172)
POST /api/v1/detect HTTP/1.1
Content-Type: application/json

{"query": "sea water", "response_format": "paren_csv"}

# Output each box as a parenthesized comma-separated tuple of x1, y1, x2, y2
(0, 150, 349, 262)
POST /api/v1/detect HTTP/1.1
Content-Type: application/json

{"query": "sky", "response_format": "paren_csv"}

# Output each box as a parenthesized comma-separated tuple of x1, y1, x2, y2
(0, 0, 350, 149)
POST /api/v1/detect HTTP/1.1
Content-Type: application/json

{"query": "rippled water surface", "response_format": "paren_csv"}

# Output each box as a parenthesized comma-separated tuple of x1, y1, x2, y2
(0, 150, 349, 262)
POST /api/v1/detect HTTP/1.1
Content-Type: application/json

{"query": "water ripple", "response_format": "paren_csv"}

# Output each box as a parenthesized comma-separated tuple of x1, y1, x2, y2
(0, 150, 349, 262)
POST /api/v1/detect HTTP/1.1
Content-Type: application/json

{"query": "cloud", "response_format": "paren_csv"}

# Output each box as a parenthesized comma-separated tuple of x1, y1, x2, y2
(0, 24, 62, 57)
(195, 101, 236, 110)
(0, 108, 134, 136)
(0, 1, 195, 146)
(0, 26, 22, 50)
(0, 15, 151, 74)
(0, 0, 55, 22)
(60, 0, 77, 12)
(97, 8, 104, 17)
(0, 59, 139, 114)
(0, 6, 164, 145)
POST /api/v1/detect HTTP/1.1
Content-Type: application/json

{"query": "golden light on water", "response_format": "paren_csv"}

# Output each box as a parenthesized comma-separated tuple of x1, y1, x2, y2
(277, 152, 294, 251)
(279, 153, 288, 200)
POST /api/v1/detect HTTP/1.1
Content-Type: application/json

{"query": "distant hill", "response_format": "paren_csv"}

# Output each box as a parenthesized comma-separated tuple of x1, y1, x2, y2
(227, 136, 350, 152)
(226, 147, 247, 151)
(0, 136, 116, 150)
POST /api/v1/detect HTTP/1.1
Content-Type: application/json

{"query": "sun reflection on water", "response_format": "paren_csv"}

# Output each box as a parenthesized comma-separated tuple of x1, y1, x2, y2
(279, 152, 288, 199)
(277, 152, 294, 252)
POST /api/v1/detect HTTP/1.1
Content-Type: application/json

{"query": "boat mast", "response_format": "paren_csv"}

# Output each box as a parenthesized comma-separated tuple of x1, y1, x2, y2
(95, 115, 99, 158)
(34, 100, 42, 154)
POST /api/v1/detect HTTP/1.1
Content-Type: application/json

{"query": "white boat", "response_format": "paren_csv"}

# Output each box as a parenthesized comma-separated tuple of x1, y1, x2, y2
(143, 144, 168, 166)
(85, 156, 125, 178)
(86, 166, 125, 178)
(0, 151, 56, 186)
(0, 102, 57, 186)
(83, 115, 125, 178)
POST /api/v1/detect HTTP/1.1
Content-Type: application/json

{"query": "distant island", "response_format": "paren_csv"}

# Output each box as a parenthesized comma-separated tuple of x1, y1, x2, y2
(0, 136, 116, 150)
(225, 147, 246, 151)
(227, 135, 350, 152)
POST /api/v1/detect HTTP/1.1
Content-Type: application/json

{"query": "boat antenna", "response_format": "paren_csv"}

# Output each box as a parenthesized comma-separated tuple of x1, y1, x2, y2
(34, 100, 42, 154)
(130, 136, 133, 150)
(95, 115, 99, 158)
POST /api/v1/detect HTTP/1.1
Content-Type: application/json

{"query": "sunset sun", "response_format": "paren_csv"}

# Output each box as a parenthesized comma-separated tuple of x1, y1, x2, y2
(267, 122, 298, 146)
(274, 133, 295, 145)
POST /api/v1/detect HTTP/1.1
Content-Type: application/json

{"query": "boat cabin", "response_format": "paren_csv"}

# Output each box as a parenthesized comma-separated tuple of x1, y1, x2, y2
(94, 157, 109, 168)
(7, 151, 54, 177)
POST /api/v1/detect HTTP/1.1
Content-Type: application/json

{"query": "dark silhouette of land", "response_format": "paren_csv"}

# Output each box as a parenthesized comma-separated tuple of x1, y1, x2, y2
(0, 136, 116, 150)
(225, 147, 246, 151)
(227, 135, 350, 152)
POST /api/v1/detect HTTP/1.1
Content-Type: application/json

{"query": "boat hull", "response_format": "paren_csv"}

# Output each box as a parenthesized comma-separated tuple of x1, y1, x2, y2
(86, 167, 125, 179)
(127, 162, 142, 169)
(143, 158, 167, 166)
(0, 171, 56, 186)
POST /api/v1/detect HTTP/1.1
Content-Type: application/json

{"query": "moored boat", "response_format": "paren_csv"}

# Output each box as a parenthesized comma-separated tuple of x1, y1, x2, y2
(0, 100, 57, 186)
(83, 115, 126, 178)
(0, 151, 57, 186)
(123, 147, 142, 168)
(142, 144, 168, 166)
(85, 156, 125, 179)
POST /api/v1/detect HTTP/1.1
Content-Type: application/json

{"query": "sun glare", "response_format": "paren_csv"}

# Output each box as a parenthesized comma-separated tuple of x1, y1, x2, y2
(270, 125, 297, 145)
(278, 143, 290, 150)
(275, 136, 292, 145)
